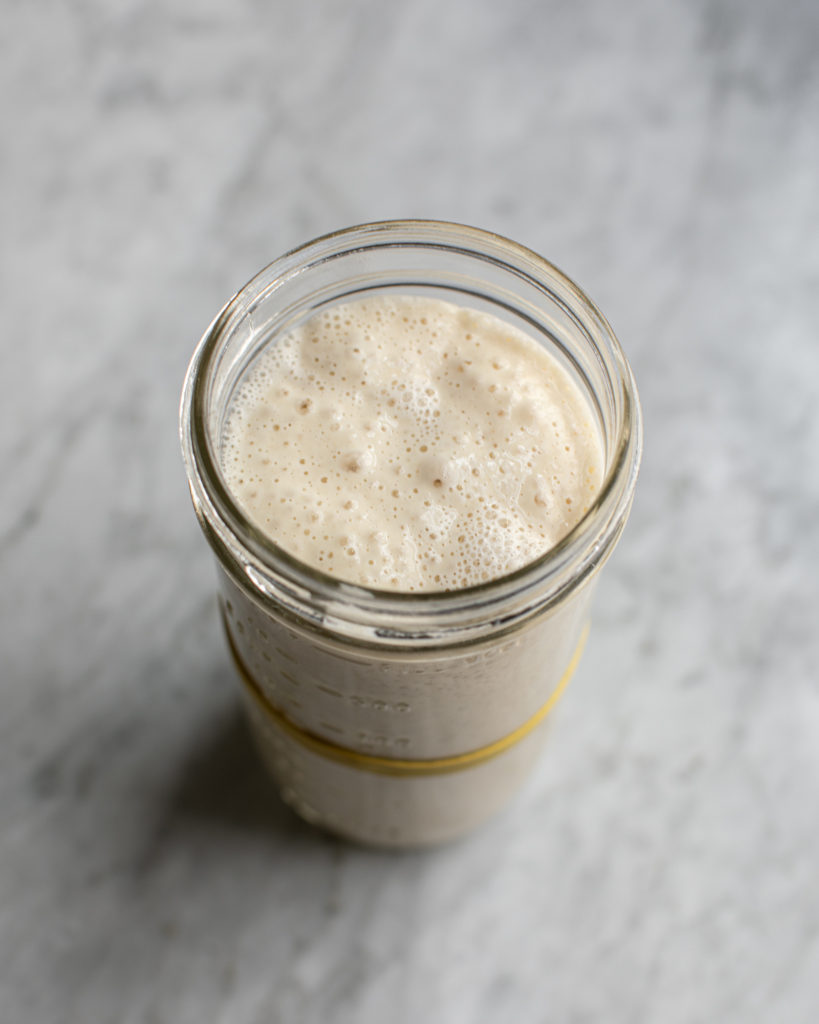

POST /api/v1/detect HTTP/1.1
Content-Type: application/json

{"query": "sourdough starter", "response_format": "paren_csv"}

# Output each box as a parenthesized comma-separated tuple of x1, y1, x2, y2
(217, 295, 604, 845)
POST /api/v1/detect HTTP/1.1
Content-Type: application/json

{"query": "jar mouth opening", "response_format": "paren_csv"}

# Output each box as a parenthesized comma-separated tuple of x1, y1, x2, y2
(180, 220, 642, 637)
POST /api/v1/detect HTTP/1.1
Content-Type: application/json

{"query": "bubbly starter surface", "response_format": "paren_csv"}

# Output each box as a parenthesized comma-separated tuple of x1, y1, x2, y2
(221, 295, 603, 591)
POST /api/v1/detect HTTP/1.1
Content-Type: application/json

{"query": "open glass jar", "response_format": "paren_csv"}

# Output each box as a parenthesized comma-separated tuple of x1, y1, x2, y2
(180, 221, 642, 847)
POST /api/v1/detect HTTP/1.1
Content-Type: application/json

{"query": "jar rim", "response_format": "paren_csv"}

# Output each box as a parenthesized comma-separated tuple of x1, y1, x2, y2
(180, 220, 642, 646)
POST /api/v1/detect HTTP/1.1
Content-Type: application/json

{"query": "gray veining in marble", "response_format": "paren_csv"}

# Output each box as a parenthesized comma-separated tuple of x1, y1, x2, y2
(2, 1, 818, 1021)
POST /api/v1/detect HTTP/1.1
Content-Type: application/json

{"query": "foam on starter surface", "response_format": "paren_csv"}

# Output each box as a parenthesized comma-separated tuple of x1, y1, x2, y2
(221, 295, 603, 592)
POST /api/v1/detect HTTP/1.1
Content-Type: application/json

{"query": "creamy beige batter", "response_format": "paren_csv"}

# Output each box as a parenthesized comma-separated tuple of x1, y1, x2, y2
(222, 295, 602, 590)
(211, 293, 609, 845)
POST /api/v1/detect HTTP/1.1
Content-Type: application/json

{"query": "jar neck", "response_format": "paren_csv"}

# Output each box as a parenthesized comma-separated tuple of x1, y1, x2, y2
(180, 220, 642, 649)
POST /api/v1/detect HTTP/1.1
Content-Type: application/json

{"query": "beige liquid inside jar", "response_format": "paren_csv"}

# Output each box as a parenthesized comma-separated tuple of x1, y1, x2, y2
(180, 221, 642, 847)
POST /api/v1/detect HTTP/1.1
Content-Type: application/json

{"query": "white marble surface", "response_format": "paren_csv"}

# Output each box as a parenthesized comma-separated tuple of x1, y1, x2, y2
(3, 1, 818, 1021)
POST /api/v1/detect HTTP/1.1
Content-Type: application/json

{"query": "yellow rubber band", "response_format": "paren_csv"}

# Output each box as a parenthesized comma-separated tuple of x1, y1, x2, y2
(224, 616, 588, 777)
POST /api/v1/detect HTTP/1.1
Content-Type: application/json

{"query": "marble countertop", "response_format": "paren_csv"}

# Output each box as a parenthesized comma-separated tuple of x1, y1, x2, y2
(3, 2, 818, 1021)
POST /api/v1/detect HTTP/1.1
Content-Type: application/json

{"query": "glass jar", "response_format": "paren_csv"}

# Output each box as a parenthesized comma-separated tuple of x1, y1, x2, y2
(180, 220, 642, 847)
